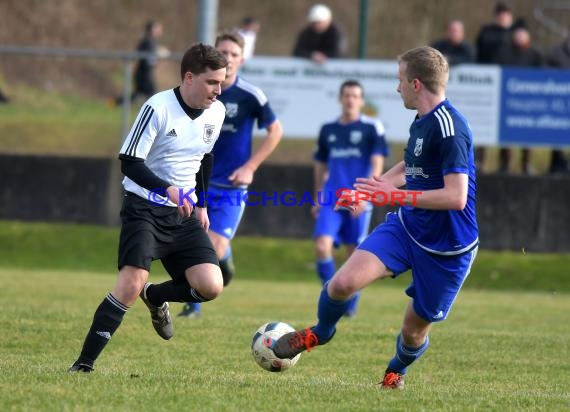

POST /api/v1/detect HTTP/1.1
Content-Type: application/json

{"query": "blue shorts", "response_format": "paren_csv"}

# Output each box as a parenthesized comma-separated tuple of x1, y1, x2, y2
(358, 212, 478, 323)
(314, 204, 373, 246)
(206, 185, 246, 240)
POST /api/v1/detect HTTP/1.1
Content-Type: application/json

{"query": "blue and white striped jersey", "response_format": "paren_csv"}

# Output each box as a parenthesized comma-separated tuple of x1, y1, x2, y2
(399, 99, 479, 255)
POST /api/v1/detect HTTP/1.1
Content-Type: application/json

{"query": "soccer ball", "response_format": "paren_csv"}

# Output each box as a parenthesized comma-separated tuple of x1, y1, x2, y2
(251, 321, 301, 372)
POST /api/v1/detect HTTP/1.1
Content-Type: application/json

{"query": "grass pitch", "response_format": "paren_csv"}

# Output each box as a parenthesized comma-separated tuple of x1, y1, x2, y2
(1, 268, 568, 411)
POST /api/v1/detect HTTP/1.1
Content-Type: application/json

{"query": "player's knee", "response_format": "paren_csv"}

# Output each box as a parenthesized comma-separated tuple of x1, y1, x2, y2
(327, 276, 356, 300)
(115, 267, 148, 304)
(400, 326, 428, 347)
(196, 276, 224, 300)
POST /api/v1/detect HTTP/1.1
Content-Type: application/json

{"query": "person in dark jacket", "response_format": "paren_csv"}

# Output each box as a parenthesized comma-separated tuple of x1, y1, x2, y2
(431, 20, 475, 66)
(293, 4, 345, 64)
(115, 20, 168, 105)
(474, 2, 514, 170)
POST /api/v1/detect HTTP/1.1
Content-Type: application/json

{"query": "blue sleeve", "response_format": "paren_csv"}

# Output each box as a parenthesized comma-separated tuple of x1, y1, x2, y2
(440, 131, 470, 175)
(256, 101, 277, 130)
(313, 126, 329, 163)
(370, 121, 389, 157)
(372, 133, 389, 157)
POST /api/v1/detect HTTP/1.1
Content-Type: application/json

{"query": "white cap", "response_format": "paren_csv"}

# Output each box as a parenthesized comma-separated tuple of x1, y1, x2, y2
(308, 4, 332, 22)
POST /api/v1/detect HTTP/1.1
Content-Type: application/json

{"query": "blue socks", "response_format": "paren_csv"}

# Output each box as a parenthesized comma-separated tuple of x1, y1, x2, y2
(316, 258, 335, 285)
(316, 258, 360, 317)
(312, 285, 350, 341)
(387, 333, 430, 374)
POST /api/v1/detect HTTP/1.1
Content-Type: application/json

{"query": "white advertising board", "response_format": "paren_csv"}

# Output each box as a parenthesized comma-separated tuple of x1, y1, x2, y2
(240, 57, 500, 146)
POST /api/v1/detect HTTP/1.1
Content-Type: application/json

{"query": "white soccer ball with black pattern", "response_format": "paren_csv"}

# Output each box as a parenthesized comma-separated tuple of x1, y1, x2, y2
(251, 321, 301, 372)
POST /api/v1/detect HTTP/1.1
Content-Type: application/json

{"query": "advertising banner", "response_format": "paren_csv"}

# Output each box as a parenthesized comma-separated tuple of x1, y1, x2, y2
(499, 67, 570, 147)
(241, 57, 569, 147)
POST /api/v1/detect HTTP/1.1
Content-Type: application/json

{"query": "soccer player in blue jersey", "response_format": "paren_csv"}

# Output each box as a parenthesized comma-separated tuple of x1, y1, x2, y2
(312, 79, 388, 318)
(273, 46, 479, 389)
(178, 32, 282, 318)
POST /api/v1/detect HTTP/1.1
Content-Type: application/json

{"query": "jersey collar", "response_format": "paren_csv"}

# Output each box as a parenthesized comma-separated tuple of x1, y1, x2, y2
(173, 87, 205, 120)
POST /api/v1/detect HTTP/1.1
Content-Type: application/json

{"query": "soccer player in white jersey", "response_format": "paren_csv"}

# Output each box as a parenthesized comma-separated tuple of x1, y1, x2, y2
(68, 44, 228, 372)
(178, 31, 282, 318)
(312, 79, 388, 318)
(273, 47, 479, 389)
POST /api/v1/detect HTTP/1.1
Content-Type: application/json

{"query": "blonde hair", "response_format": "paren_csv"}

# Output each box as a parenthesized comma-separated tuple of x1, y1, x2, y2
(398, 46, 449, 94)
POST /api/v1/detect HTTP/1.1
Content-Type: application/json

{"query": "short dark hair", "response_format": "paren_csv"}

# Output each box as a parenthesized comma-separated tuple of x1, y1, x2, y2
(494, 2, 511, 14)
(180, 43, 228, 80)
(241, 16, 258, 26)
(215, 31, 245, 50)
(339, 79, 364, 97)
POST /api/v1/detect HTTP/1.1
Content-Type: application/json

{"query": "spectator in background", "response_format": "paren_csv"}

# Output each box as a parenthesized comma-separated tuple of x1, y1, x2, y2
(238, 16, 261, 60)
(474, 2, 514, 170)
(115, 20, 169, 105)
(546, 36, 570, 174)
(293, 4, 345, 64)
(431, 20, 475, 66)
(494, 23, 544, 174)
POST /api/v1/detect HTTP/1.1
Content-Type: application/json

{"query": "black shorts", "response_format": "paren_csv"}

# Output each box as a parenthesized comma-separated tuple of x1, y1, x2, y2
(118, 192, 218, 281)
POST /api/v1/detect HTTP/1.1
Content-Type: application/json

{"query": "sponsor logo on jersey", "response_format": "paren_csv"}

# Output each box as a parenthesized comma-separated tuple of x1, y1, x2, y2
(330, 147, 362, 158)
(166, 128, 177, 137)
(225, 102, 238, 118)
(405, 164, 429, 178)
(203, 124, 215, 144)
(350, 130, 362, 145)
(221, 123, 238, 133)
(414, 137, 423, 157)
(327, 134, 336, 142)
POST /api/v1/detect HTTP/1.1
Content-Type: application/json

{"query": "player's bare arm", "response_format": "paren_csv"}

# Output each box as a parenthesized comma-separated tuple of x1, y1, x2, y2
(166, 185, 194, 217)
(355, 172, 468, 211)
(229, 119, 283, 186)
(195, 207, 210, 231)
(312, 160, 328, 218)
(377, 160, 406, 187)
(370, 154, 385, 178)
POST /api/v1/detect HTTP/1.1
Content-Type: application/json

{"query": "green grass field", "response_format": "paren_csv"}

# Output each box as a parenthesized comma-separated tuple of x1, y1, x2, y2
(0, 221, 569, 411)
(1, 269, 568, 411)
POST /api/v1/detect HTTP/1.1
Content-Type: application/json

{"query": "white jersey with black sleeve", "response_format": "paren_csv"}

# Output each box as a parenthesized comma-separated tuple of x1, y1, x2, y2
(119, 88, 226, 207)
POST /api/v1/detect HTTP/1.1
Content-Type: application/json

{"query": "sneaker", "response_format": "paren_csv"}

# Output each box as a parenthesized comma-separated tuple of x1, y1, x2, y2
(140, 283, 174, 340)
(380, 369, 405, 389)
(273, 327, 334, 359)
(68, 361, 94, 373)
(177, 303, 201, 318)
